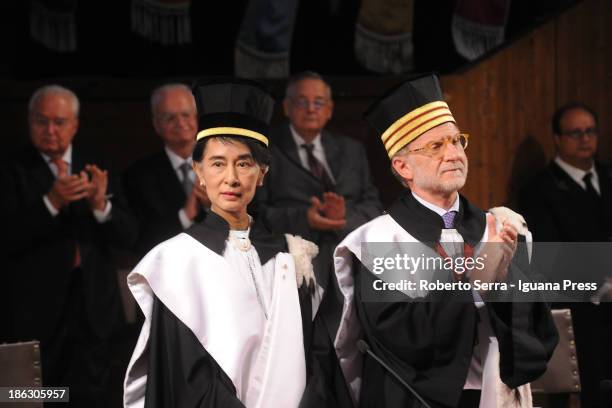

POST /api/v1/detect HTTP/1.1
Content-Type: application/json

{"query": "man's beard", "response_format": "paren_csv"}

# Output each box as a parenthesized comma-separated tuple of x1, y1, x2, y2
(412, 162, 468, 195)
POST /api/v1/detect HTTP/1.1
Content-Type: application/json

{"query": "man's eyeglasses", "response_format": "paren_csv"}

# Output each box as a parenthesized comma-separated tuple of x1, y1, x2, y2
(406, 133, 469, 157)
(158, 111, 196, 125)
(291, 97, 329, 111)
(31, 116, 74, 129)
(560, 128, 598, 139)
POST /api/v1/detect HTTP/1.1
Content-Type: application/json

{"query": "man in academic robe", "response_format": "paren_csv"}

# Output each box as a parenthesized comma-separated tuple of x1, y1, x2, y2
(0, 85, 137, 406)
(331, 75, 559, 408)
(518, 102, 612, 407)
(123, 83, 209, 257)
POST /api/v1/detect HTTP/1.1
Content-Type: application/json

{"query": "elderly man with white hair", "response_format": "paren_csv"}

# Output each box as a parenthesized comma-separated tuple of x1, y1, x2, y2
(123, 83, 210, 256)
(0, 84, 137, 406)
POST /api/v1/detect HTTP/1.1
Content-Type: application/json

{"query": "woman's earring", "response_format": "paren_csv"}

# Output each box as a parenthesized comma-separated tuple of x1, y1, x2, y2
(200, 181, 205, 187)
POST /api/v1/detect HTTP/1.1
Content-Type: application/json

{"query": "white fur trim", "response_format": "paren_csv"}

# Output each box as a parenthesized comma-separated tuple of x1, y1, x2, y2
(488, 206, 529, 236)
(284, 234, 318, 288)
(488, 206, 533, 263)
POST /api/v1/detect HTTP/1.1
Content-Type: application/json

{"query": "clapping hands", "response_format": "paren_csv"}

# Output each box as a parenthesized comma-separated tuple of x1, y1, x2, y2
(471, 214, 518, 289)
(307, 192, 347, 231)
(47, 162, 109, 212)
(184, 182, 211, 220)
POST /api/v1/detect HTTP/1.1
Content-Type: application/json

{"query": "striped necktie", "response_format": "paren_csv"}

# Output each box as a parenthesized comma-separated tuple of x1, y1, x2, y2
(301, 143, 335, 192)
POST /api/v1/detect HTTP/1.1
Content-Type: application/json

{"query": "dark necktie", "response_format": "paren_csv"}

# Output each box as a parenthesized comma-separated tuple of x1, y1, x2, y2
(583, 172, 599, 200)
(179, 162, 193, 196)
(442, 211, 457, 229)
(301, 143, 335, 192)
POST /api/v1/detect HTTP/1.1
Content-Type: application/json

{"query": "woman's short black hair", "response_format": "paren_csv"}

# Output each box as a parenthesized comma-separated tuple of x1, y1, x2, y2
(192, 135, 271, 167)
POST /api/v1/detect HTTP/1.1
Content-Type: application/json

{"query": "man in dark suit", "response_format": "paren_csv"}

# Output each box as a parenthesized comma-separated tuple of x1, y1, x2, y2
(0, 85, 137, 406)
(255, 71, 382, 288)
(123, 83, 209, 257)
(519, 103, 612, 242)
(518, 102, 612, 407)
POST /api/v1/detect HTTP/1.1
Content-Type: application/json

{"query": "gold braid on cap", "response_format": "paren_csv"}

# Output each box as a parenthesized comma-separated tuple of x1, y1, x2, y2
(381, 101, 455, 158)
(196, 127, 269, 146)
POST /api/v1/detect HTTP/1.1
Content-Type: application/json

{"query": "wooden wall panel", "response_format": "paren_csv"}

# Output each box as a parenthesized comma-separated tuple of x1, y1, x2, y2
(556, 0, 612, 161)
(442, 21, 557, 208)
(440, 0, 610, 209)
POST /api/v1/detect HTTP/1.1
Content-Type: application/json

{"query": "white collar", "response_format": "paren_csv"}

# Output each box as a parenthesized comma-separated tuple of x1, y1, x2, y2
(554, 156, 597, 183)
(289, 124, 322, 151)
(165, 146, 192, 170)
(40, 144, 72, 166)
(228, 216, 253, 251)
(164, 146, 192, 170)
(229, 228, 250, 239)
(411, 191, 460, 216)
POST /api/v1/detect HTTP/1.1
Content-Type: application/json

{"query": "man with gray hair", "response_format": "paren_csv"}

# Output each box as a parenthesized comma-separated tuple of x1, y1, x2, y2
(0, 84, 137, 406)
(256, 71, 382, 290)
(331, 74, 558, 408)
(123, 83, 209, 256)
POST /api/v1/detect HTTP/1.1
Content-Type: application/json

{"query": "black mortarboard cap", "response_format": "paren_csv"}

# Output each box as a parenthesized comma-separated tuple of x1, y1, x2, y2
(192, 78, 275, 146)
(364, 74, 456, 158)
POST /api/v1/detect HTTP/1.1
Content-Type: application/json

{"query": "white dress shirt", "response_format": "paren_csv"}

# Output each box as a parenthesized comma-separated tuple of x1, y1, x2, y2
(554, 156, 600, 194)
(411, 191, 460, 216)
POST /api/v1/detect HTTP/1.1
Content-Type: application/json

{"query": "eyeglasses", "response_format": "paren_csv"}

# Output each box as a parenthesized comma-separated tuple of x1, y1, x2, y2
(291, 97, 329, 111)
(30, 115, 75, 129)
(560, 128, 598, 139)
(406, 133, 469, 157)
(158, 111, 196, 125)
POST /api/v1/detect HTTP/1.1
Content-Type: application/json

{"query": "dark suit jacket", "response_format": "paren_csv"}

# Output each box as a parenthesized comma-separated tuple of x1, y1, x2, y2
(518, 160, 612, 242)
(255, 123, 382, 289)
(0, 144, 137, 344)
(123, 149, 193, 256)
(518, 160, 612, 407)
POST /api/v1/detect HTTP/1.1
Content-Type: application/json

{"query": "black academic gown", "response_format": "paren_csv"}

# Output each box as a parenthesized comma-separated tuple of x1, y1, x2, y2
(352, 193, 558, 408)
(129, 211, 352, 408)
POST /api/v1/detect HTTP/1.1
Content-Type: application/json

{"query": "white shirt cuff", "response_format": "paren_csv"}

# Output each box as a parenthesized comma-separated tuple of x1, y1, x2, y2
(178, 208, 194, 230)
(93, 201, 112, 223)
(43, 195, 60, 216)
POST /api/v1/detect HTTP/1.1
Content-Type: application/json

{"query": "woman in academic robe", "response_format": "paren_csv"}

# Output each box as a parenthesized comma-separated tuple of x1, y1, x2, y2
(123, 79, 339, 408)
